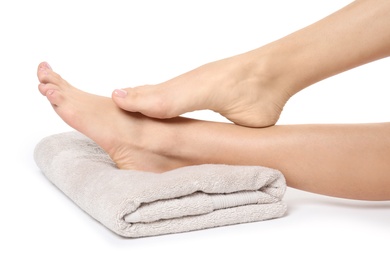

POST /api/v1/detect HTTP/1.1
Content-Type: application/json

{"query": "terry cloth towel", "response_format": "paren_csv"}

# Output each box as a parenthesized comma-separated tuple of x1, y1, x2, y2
(34, 131, 287, 238)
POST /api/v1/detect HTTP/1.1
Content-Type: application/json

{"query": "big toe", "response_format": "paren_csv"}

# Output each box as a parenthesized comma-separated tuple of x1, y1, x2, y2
(37, 62, 52, 80)
(112, 86, 178, 119)
(37, 62, 63, 85)
(38, 61, 52, 72)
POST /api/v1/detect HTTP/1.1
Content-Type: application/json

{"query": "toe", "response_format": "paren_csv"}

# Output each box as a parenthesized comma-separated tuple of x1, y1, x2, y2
(38, 83, 59, 96)
(37, 62, 51, 81)
(37, 62, 64, 85)
(45, 89, 63, 106)
(112, 87, 139, 111)
(112, 86, 175, 118)
(38, 83, 47, 96)
(112, 85, 187, 119)
(38, 61, 52, 71)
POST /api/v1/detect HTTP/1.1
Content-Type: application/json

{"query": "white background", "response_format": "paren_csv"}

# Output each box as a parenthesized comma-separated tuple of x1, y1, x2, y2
(1, 0, 390, 259)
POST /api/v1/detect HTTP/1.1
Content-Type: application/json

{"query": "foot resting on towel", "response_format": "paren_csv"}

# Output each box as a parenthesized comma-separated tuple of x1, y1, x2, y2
(37, 62, 191, 172)
(37, 61, 390, 200)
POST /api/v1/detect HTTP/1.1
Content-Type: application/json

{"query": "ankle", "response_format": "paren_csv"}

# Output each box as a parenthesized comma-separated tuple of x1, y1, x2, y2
(141, 118, 196, 170)
(244, 44, 308, 97)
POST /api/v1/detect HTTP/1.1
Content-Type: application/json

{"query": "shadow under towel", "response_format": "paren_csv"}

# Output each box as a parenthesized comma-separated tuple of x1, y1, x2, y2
(34, 131, 287, 238)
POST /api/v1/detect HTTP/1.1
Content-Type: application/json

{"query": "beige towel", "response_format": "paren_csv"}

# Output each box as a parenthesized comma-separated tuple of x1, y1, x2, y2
(34, 131, 287, 238)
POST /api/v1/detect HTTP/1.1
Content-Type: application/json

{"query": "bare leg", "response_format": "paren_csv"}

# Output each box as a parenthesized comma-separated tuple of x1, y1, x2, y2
(112, 0, 390, 127)
(38, 62, 390, 201)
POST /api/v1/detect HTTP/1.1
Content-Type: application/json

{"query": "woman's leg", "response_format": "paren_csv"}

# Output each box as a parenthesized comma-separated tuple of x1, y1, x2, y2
(38, 62, 390, 201)
(112, 0, 390, 127)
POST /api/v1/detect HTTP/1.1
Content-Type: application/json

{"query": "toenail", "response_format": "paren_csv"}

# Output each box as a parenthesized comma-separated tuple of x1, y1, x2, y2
(114, 89, 127, 98)
(39, 66, 48, 75)
(47, 89, 54, 96)
(43, 62, 52, 70)
(39, 68, 48, 75)
(39, 62, 52, 73)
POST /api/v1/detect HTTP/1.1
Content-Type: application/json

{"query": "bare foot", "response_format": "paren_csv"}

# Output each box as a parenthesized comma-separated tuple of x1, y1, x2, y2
(112, 52, 292, 128)
(37, 62, 188, 172)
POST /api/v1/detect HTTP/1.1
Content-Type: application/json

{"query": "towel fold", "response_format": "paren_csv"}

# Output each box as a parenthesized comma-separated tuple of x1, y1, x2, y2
(34, 131, 287, 238)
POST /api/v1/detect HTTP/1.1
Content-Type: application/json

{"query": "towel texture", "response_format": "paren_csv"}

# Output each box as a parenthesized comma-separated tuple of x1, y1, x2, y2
(34, 131, 287, 238)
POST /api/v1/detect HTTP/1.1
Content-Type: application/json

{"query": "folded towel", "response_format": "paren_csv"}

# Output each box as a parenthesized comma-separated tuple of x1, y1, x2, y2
(34, 131, 287, 238)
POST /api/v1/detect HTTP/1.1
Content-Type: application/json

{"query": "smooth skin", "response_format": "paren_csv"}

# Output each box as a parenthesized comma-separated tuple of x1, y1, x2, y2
(112, 0, 390, 127)
(38, 63, 390, 201)
(37, 0, 390, 201)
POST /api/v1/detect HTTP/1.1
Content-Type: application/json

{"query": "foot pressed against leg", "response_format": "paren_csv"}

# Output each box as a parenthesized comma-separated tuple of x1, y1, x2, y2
(112, 54, 290, 128)
(113, 0, 390, 128)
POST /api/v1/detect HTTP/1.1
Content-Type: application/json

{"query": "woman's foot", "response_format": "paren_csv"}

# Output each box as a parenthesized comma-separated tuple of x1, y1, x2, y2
(112, 51, 292, 128)
(37, 62, 189, 172)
